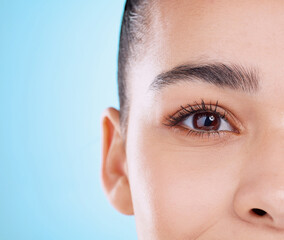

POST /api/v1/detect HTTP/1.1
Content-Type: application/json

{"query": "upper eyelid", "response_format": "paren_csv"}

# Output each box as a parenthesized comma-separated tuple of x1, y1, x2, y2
(168, 102, 227, 120)
(176, 100, 223, 116)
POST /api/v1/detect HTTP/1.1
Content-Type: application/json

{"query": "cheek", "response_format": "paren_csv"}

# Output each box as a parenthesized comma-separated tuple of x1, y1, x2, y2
(126, 124, 242, 239)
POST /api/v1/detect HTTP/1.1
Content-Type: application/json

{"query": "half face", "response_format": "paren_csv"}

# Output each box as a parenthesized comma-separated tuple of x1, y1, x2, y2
(125, 0, 284, 239)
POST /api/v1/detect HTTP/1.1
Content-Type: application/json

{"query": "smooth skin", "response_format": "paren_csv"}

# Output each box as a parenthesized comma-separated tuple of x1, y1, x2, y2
(101, 0, 284, 239)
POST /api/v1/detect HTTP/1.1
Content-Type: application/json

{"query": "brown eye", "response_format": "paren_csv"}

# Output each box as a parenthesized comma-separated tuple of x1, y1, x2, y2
(182, 111, 233, 132)
(193, 112, 220, 131)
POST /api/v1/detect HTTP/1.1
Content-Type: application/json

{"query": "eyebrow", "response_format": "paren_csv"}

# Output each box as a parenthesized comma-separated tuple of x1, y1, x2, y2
(149, 62, 259, 93)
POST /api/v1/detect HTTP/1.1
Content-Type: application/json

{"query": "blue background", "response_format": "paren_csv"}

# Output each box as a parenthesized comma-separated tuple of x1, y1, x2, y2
(0, 1, 137, 239)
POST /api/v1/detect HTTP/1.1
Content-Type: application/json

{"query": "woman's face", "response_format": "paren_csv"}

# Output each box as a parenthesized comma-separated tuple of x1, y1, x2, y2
(124, 0, 284, 239)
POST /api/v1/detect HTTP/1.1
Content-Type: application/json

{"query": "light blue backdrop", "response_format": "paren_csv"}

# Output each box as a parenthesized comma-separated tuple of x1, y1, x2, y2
(0, 1, 137, 239)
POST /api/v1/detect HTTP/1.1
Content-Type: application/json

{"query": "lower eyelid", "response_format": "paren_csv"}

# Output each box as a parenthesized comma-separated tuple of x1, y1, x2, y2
(167, 125, 240, 146)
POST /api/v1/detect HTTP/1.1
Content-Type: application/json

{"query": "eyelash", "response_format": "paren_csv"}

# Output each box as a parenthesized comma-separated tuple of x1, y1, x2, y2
(163, 99, 238, 139)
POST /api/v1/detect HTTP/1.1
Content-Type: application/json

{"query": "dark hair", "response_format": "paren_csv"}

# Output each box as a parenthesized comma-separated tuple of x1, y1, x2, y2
(118, 0, 150, 138)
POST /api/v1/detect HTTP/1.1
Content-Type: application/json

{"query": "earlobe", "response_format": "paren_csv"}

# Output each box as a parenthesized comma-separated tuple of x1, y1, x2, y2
(101, 107, 134, 215)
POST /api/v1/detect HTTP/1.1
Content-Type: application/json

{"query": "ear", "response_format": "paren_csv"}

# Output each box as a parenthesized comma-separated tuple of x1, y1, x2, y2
(101, 107, 134, 215)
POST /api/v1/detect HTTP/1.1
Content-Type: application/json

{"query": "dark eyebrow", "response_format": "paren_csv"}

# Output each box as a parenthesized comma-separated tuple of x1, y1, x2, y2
(149, 62, 259, 93)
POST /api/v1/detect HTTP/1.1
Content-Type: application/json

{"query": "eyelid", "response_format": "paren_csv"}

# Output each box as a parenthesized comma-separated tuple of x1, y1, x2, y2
(163, 100, 244, 139)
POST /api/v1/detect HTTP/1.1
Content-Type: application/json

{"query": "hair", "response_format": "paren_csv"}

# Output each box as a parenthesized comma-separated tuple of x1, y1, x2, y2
(118, 0, 151, 138)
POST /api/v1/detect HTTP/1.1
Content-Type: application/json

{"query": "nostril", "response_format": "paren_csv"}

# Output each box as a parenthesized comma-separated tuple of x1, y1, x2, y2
(251, 208, 267, 216)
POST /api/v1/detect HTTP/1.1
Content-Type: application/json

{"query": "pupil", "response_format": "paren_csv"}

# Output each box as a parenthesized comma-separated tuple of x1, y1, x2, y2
(193, 112, 220, 131)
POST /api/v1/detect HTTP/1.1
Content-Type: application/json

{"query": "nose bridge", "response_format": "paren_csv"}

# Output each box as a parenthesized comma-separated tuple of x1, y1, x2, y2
(233, 128, 284, 230)
(256, 127, 284, 170)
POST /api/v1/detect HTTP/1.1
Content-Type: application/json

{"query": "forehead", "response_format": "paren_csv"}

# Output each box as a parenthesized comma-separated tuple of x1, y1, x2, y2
(128, 0, 284, 102)
(155, 0, 284, 64)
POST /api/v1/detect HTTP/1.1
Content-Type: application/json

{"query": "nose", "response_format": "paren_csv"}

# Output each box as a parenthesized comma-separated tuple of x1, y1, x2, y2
(233, 131, 284, 230)
(234, 178, 284, 230)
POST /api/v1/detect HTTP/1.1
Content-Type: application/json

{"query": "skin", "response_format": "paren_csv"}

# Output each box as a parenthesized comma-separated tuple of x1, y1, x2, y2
(101, 0, 284, 239)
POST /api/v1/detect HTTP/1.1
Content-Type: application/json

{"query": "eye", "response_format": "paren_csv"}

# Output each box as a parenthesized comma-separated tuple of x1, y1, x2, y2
(182, 111, 234, 132)
(163, 99, 240, 139)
